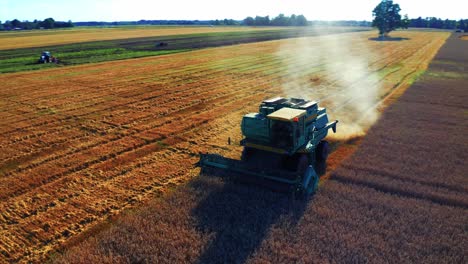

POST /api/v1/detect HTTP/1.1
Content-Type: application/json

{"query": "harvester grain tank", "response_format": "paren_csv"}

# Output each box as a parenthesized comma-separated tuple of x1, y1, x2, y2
(198, 97, 338, 199)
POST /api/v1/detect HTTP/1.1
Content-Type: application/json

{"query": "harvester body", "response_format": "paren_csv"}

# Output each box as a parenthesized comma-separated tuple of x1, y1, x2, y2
(198, 97, 337, 198)
(241, 97, 336, 155)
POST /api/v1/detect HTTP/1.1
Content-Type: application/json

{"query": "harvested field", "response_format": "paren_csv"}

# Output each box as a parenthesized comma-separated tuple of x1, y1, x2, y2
(0, 26, 369, 73)
(0, 26, 289, 50)
(54, 33, 467, 263)
(0, 30, 449, 262)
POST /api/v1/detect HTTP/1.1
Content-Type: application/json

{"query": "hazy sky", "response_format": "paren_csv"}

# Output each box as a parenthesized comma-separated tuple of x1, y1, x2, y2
(1, 0, 467, 22)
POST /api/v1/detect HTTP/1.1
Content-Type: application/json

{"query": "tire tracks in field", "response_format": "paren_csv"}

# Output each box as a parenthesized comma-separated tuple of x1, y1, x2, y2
(331, 174, 468, 209)
(340, 164, 468, 194)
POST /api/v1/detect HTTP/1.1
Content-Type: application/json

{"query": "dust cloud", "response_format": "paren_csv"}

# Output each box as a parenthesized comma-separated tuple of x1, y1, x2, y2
(276, 28, 381, 140)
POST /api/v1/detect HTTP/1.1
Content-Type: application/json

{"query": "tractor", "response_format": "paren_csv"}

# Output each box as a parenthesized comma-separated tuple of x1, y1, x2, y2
(198, 97, 338, 199)
(38, 51, 55, 63)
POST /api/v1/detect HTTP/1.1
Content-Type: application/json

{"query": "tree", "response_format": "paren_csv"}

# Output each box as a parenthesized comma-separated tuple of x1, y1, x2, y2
(411, 16, 424, 28)
(22, 20, 34, 30)
(243, 14, 308, 27)
(243, 17, 254, 26)
(372, 0, 404, 37)
(289, 14, 297, 26)
(427, 17, 443, 29)
(458, 19, 468, 31)
(401, 14, 410, 29)
(254, 16, 269, 26)
(41, 17, 55, 29)
(296, 15, 308, 26)
(271, 14, 288, 26)
(3, 20, 12, 30)
(11, 19, 21, 28)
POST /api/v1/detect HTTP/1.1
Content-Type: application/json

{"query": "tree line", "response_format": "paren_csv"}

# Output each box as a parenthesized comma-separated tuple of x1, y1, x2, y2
(409, 17, 468, 31)
(2, 15, 466, 32)
(243, 14, 308, 26)
(0, 18, 74, 30)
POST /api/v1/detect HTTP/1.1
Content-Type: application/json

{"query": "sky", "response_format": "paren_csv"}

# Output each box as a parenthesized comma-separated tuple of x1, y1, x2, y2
(1, 0, 467, 22)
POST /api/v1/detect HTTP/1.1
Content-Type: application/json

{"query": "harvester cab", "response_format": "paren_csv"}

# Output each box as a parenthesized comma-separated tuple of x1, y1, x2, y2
(198, 97, 338, 199)
(241, 97, 337, 155)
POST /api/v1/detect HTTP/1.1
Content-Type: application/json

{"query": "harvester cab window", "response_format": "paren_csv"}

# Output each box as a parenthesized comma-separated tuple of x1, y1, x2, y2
(297, 116, 304, 138)
(271, 121, 293, 148)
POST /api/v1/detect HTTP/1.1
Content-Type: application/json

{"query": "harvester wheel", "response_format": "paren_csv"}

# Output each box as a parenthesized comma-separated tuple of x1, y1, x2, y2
(296, 154, 309, 174)
(316, 140, 329, 161)
(299, 166, 319, 200)
(315, 160, 327, 176)
(241, 147, 251, 162)
(297, 154, 317, 199)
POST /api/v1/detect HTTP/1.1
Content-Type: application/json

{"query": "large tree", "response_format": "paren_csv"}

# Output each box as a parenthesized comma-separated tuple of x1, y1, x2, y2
(11, 19, 21, 28)
(243, 16, 254, 26)
(372, 0, 405, 37)
(41, 17, 55, 29)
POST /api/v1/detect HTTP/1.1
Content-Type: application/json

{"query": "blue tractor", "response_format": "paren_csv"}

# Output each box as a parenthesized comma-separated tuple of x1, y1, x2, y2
(198, 97, 338, 199)
(38, 51, 52, 63)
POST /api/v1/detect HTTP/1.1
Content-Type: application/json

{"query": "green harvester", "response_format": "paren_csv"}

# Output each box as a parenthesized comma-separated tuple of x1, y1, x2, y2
(198, 97, 338, 199)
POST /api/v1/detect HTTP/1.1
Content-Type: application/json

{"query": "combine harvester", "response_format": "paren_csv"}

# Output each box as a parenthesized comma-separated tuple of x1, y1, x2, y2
(198, 97, 338, 199)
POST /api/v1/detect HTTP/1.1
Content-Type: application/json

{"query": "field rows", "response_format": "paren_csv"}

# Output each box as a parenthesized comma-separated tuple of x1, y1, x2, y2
(0, 30, 449, 262)
(55, 32, 466, 264)
(0, 26, 291, 50)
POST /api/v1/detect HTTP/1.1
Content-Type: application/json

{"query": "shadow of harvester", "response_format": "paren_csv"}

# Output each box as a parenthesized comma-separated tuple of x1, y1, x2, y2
(191, 169, 311, 264)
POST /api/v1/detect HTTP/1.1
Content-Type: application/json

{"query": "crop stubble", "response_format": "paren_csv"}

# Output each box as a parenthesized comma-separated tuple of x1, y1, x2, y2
(0, 31, 449, 262)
